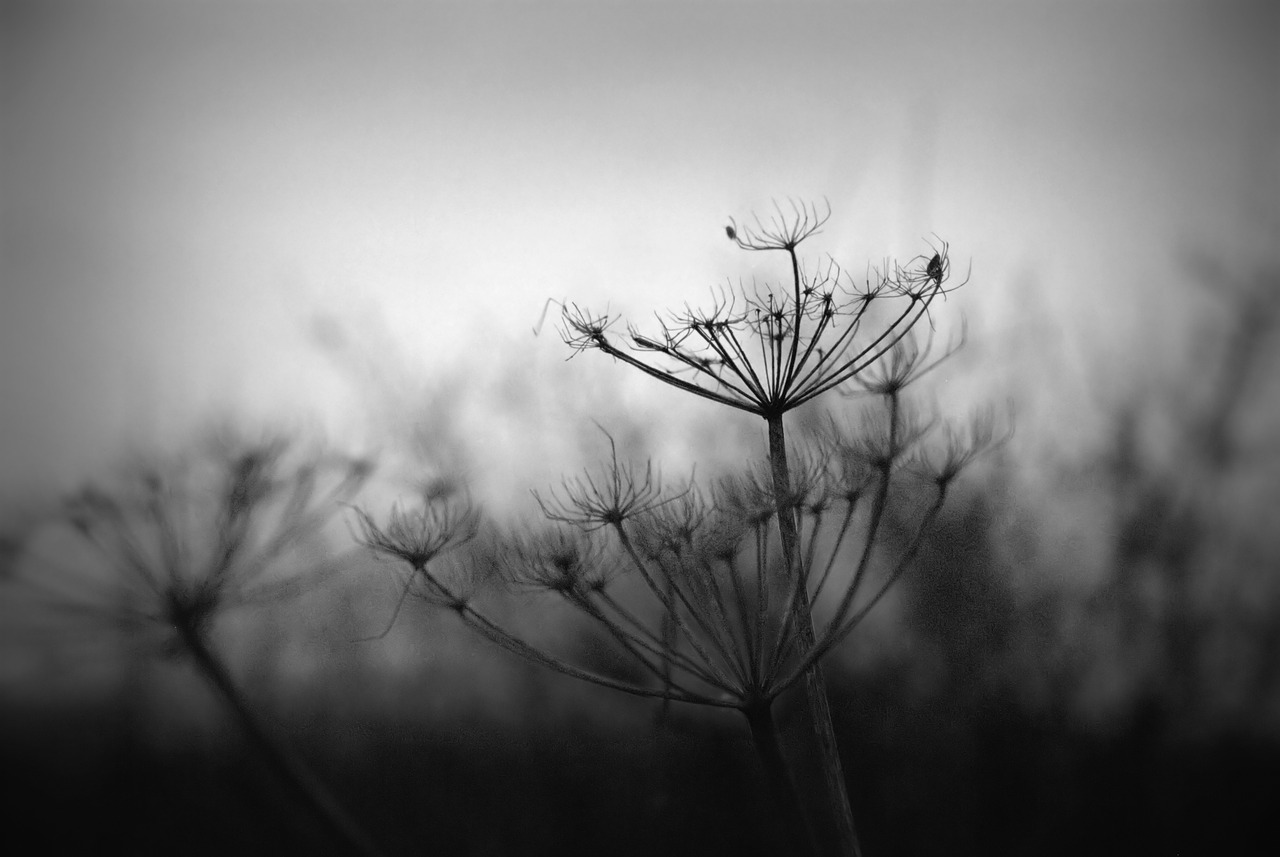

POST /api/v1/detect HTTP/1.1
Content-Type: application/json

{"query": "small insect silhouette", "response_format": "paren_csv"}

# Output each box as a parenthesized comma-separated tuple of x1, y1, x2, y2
(926, 252, 943, 284)
(725, 225, 737, 241)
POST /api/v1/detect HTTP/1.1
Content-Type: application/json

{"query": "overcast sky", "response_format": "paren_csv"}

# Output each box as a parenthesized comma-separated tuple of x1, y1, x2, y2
(3, 0, 1277, 501)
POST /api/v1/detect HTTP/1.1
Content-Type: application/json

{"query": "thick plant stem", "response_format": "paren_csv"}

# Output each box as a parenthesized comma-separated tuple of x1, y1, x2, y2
(180, 626, 389, 857)
(743, 701, 820, 857)
(767, 413, 863, 857)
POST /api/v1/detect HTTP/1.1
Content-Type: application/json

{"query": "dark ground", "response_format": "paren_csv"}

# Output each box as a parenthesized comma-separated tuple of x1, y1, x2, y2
(5, 657, 1276, 857)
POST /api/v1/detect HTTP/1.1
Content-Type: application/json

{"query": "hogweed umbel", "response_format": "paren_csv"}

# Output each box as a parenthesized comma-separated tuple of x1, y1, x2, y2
(556, 201, 977, 856)
(561, 199, 966, 418)
(358, 201, 998, 856)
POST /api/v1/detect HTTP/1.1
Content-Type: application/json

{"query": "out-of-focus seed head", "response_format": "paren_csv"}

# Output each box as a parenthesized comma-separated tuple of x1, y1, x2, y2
(353, 496, 480, 571)
(506, 528, 606, 596)
(914, 408, 1011, 488)
(533, 428, 681, 531)
(826, 400, 934, 473)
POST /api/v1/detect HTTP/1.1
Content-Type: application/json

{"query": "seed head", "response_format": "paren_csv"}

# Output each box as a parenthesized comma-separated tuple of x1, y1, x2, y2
(533, 428, 680, 530)
(914, 408, 1011, 488)
(352, 496, 479, 571)
(506, 528, 607, 596)
(927, 252, 943, 285)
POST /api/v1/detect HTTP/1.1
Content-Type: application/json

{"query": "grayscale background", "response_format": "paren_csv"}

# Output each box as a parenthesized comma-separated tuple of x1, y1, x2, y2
(3, 2, 1277, 855)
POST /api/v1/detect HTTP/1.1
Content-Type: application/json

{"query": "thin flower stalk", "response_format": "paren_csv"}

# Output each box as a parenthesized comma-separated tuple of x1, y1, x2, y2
(359, 391, 1003, 857)
(611, 517, 748, 695)
(456, 601, 737, 707)
(7, 434, 384, 857)
(355, 495, 739, 706)
(806, 459, 869, 605)
(553, 201, 971, 857)
(780, 487, 950, 692)
(584, 586, 726, 691)
(526, 407, 970, 702)
(358, 202, 987, 856)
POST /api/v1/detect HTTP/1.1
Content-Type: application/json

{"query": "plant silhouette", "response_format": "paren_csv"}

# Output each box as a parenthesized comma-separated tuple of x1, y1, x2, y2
(5, 430, 386, 857)
(357, 200, 998, 856)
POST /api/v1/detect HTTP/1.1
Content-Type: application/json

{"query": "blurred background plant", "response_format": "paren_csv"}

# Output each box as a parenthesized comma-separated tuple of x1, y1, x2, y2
(848, 247, 1280, 855)
(0, 428, 385, 855)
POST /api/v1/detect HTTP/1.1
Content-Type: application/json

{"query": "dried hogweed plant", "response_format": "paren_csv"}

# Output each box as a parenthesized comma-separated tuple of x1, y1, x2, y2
(356, 201, 1000, 856)
(3, 430, 387, 857)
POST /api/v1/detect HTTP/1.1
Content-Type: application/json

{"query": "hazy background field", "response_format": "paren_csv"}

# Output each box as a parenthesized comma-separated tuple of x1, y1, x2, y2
(3, 1, 1278, 854)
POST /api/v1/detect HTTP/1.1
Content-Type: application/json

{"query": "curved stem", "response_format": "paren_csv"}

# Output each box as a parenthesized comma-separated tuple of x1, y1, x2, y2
(587, 588, 724, 689)
(611, 524, 744, 693)
(455, 599, 737, 708)
(594, 337, 761, 414)
(826, 488, 947, 654)
(180, 625, 390, 857)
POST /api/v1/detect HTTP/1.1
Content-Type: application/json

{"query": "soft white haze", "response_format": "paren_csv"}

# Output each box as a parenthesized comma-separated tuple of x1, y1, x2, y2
(3, 0, 1276, 503)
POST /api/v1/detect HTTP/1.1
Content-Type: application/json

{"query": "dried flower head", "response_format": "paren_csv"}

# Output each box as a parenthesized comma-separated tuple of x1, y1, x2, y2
(825, 399, 934, 473)
(533, 427, 684, 530)
(850, 323, 965, 397)
(914, 408, 1012, 488)
(727, 198, 831, 251)
(11, 434, 370, 659)
(352, 494, 479, 572)
(826, 442, 876, 504)
(560, 302, 618, 357)
(716, 468, 778, 529)
(506, 527, 607, 597)
(926, 252, 943, 285)
(555, 202, 967, 417)
(635, 487, 711, 560)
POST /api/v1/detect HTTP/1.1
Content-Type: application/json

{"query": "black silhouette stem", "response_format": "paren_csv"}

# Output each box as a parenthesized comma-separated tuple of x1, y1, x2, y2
(767, 412, 863, 857)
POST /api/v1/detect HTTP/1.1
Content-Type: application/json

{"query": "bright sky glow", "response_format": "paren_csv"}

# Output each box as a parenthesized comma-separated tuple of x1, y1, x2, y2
(3, 0, 1277, 503)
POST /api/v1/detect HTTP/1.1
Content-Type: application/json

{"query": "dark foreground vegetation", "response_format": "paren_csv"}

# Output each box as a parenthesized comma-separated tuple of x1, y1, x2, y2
(4, 609, 1275, 857)
(5, 456, 1278, 856)
(3, 426, 1278, 856)
(3, 221, 1277, 856)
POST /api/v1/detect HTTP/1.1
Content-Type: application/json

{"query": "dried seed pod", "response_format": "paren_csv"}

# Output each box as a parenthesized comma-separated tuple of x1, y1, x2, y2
(926, 252, 943, 284)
